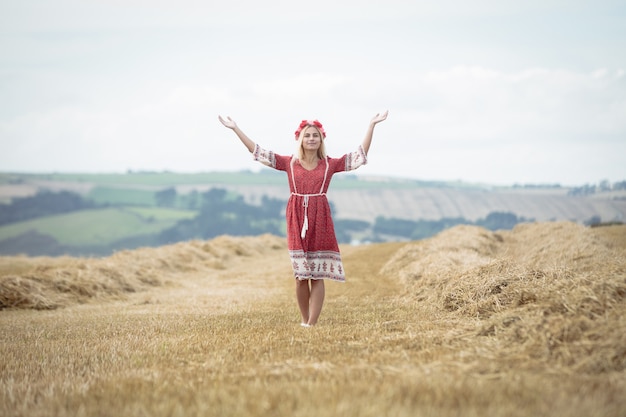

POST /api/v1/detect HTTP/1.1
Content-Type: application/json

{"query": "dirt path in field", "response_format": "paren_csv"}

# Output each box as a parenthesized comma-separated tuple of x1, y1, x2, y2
(79, 224, 626, 324)
(100, 241, 409, 318)
(0, 232, 408, 316)
(105, 247, 294, 316)
(5, 224, 623, 318)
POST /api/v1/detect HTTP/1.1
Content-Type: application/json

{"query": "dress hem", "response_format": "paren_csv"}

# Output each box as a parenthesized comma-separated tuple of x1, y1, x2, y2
(294, 276, 346, 282)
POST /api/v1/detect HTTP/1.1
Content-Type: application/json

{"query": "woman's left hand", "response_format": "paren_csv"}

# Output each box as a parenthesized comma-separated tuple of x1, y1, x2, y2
(371, 110, 389, 125)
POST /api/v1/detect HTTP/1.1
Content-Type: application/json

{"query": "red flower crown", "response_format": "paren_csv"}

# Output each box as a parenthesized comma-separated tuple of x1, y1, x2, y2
(294, 119, 326, 140)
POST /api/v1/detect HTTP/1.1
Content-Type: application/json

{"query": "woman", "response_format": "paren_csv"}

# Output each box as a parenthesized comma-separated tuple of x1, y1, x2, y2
(218, 111, 388, 327)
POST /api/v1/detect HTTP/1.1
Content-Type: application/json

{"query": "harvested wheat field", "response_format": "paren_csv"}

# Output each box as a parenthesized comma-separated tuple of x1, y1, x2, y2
(1, 222, 625, 417)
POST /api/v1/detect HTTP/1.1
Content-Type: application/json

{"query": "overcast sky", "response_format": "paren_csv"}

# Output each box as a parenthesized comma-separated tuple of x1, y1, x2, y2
(1, 0, 625, 186)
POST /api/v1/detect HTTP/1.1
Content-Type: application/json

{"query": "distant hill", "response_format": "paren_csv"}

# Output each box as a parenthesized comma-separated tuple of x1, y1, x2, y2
(220, 183, 626, 224)
(2, 171, 625, 224)
(1, 172, 624, 256)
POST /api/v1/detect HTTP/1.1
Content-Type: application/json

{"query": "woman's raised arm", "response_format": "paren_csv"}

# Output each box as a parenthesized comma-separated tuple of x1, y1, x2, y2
(361, 110, 388, 155)
(218, 115, 255, 153)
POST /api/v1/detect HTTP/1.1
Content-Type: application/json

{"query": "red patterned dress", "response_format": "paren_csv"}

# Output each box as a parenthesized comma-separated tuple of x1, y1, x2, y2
(253, 144, 368, 282)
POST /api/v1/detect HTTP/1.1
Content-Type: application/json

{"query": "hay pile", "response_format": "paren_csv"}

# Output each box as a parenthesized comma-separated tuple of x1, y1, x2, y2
(0, 234, 285, 310)
(381, 221, 626, 373)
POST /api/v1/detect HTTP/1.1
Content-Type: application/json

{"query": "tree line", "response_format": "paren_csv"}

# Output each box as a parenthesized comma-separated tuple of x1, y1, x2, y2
(567, 180, 626, 196)
(0, 188, 543, 256)
(157, 189, 285, 244)
(371, 212, 531, 242)
(0, 190, 96, 226)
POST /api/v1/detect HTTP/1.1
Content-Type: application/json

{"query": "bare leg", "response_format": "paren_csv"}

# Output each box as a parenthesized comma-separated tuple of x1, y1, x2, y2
(307, 279, 325, 326)
(295, 279, 311, 324)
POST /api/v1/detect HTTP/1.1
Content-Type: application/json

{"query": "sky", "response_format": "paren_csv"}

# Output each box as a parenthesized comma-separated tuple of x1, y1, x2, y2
(1, 0, 625, 186)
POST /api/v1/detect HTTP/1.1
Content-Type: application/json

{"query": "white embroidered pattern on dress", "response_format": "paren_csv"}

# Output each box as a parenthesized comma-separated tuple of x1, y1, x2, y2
(289, 250, 345, 282)
(253, 144, 276, 168)
(345, 145, 368, 171)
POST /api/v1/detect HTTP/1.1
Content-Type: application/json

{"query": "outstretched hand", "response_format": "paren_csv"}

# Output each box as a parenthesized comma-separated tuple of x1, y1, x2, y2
(218, 115, 237, 130)
(371, 110, 389, 125)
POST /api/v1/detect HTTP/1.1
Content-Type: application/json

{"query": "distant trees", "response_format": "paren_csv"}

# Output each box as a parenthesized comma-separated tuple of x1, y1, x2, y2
(163, 203, 534, 244)
(410, 217, 468, 240)
(373, 216, 459, 240)
(3, 182, 618, 255)
(371, 211, 532, 242)
(475, 212, 522, 231)
(584, 215, 602, 226)
(0, 190, 96, 226)
(155, 187, 177, 208)
(568, 179, 626, 196)
(373, 217, 421, 239)
(158, 188, 286, 244)
(334, 219, 370, 243)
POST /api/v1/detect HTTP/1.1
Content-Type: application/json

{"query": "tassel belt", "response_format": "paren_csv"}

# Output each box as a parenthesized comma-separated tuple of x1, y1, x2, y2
(291, 192, 326, 238)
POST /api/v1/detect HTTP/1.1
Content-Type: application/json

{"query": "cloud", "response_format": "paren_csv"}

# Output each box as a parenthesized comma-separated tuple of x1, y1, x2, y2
(2, 64, 624, 185)
(1, 0, 625, 185)
(381, 66, 626, 143)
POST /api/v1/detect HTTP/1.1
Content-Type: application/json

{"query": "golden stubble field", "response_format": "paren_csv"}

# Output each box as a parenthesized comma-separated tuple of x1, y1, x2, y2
(1, 222, 625, 417)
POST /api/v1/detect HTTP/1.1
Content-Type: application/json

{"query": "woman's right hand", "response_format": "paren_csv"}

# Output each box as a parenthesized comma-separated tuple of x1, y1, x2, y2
(218, 115, 237, 129)
(218, 115, 255, 152)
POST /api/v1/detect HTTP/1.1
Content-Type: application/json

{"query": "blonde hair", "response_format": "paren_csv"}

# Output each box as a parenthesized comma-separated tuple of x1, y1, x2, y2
(295, 126, 327, 161)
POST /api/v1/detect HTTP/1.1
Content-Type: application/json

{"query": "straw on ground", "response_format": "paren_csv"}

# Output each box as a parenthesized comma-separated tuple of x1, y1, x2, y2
(1, 222, 625, 417)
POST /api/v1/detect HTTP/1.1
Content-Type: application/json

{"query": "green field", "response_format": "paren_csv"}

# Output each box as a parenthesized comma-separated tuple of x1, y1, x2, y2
(87, 187, 159, 206)
(3, 171, 612, 257)
(0, 207, 196, 246)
